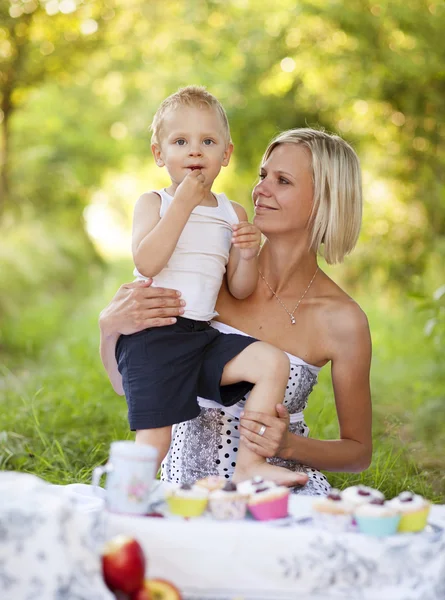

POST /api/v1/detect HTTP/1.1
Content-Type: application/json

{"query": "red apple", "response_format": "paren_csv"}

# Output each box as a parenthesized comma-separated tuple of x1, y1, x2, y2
(131, 582, 152, 600)
(143, 578, 182, 600)
(101, 534, 146, 594)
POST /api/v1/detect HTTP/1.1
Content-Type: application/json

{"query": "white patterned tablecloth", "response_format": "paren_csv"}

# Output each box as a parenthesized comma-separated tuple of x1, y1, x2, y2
(107, 484, 445, 600)
(1, 473, 445, 600)
(0, 472, 113, 600)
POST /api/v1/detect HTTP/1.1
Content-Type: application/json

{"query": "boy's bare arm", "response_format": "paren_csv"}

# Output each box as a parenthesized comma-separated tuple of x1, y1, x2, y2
(133, 171, 206, 278)
(132, 192, 189, 278)
(226, 202, 260, 300)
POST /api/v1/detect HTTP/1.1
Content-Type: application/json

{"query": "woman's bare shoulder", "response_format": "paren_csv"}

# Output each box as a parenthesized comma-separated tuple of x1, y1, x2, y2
(317, 277, 370, 349)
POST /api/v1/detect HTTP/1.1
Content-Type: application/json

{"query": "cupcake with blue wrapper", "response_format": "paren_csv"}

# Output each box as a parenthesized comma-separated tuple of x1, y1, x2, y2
(354, 497, 401, 537)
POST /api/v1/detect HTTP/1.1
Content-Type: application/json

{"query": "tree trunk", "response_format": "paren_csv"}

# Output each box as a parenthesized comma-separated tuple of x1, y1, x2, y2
(0, 96, 10, 214)
(0, 10, 33, 218)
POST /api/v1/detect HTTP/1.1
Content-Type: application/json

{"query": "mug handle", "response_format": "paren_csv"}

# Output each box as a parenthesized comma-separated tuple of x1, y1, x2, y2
(92, 462, 113, 495)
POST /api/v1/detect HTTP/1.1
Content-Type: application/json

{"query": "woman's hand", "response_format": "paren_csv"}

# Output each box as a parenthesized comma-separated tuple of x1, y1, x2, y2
(239, 404, 292, 460)
(99, 278, 185, 337)
(99, 279, 185, 395)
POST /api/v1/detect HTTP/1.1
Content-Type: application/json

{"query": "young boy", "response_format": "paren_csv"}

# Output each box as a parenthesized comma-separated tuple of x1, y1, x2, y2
(116, 86, 300, 485)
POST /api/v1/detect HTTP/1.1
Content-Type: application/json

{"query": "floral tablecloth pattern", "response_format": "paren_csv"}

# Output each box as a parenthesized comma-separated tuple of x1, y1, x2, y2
(0, 472, 113, 600)
(1, 473, 445, 600)
(108, 484, 445, 600)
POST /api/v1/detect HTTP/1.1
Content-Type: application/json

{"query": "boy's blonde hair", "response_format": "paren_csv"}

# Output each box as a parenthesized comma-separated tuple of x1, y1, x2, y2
(262, 128, 362, 264)
(150, 85, 231, 146)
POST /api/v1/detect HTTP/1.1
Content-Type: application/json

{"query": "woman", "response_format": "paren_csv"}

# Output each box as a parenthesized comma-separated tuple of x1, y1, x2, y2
(100, 128, 372, 496)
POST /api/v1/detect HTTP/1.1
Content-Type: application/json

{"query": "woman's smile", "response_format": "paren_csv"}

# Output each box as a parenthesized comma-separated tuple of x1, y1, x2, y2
(254, 202, 278, 212)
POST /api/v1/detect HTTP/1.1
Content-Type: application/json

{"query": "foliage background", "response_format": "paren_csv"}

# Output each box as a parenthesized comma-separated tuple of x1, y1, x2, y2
(1, 0, 444, 499)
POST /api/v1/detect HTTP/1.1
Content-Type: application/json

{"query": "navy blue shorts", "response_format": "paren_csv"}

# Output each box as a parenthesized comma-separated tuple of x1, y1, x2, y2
(115, 317, 257, 430)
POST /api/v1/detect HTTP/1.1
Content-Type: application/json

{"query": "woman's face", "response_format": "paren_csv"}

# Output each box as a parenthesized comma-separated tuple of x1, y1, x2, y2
(252, 143, 314, 235)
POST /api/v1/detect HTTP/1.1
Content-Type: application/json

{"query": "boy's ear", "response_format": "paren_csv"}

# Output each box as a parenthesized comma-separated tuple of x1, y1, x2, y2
(151, 143, 165, 167)
(222, 142, 234, 167)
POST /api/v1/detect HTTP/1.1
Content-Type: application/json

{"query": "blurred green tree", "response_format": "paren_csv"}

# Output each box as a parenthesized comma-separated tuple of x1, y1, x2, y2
(1, 0, 444, 290)
(0, 0, 115, 213)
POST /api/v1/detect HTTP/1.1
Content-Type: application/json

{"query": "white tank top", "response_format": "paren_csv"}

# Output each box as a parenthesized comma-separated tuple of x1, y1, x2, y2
(134, 188, 239, 321)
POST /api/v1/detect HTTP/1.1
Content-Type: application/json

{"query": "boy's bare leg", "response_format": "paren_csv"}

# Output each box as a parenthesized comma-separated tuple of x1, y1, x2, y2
(221, 342, 308, 487)
(136, 426, 172, 471)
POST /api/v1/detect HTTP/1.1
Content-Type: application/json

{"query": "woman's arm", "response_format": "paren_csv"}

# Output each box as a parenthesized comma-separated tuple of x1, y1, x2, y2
(240, 303, 372, 473)
(99, 279, 185, 394)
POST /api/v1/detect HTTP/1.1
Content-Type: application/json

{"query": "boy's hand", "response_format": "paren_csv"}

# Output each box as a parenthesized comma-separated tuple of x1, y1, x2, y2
(232, 221, 261, 261)
(174, 169, 207, 211)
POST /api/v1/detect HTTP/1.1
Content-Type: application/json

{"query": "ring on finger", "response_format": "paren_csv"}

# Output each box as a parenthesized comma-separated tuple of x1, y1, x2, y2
(258, 424, 266, 437)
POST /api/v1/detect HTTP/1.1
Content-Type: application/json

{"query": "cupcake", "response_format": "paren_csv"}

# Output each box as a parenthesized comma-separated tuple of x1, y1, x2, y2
(208, 482, 249, 520)
(341, 484, 385, 508)
(388, 491, 431, 533)
(165, 483, 208, 517)
(312, 489, 355, 531)
(195, 476, 226, 493)
(239, 478, 290, 521)
(237, 476, 270, 496)
(354, 498, 401, 537)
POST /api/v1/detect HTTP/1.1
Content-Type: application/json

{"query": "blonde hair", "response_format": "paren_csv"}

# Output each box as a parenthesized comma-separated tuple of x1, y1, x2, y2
(262, 128, 362, 264)
(150, 85, 231, 145)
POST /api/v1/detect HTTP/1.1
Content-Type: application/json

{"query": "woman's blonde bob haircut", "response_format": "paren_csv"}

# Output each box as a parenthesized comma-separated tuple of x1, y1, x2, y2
(150, 85, 232, 146)
(262, 128, 363, 264)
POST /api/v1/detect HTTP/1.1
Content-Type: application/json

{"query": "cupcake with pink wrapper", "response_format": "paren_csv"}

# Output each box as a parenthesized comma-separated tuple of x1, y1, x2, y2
(208, 481, 249, 520)
(238, 477, 290, 521)
(312, 489, 355, 531)
(388, 491, 431, 533)
(354, 497, 401, 537)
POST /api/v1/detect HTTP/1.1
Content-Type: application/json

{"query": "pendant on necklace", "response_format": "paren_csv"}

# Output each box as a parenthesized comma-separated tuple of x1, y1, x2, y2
(290, 316, 296, 325)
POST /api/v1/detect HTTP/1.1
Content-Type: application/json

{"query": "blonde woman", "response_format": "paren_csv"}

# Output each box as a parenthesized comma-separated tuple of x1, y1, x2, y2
(100, 128, 372, 495)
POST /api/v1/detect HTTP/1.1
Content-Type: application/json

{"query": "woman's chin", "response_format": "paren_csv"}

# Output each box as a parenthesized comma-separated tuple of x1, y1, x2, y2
(253, 213, 269, 228)
(252, 215, 278, 234)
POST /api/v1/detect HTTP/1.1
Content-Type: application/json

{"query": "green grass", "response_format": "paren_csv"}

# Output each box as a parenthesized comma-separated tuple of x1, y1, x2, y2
(305, 289, 445, 501)
(1, 262, 444, 502)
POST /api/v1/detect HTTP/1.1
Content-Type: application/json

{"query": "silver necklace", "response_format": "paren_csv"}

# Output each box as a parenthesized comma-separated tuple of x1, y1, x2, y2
(258, 267, 319, 325)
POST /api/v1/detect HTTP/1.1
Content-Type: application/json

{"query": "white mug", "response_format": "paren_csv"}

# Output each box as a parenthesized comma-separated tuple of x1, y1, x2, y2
(92, 441, 158, 515)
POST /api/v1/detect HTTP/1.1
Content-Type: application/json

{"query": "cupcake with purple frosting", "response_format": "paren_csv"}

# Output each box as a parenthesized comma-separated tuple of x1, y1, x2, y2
(238, 477, 290, 521)
(312, 489, 355, 531)
(208, 481, 249, 520)
(341, 484, 385, 508)
(388, 491, 430, 533)
(354, 497, 400, 537)
(165, 483, 208, 517)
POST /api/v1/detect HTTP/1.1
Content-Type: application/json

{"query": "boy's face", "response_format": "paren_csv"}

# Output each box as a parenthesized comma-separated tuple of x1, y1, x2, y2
(152, 105, 233, 190)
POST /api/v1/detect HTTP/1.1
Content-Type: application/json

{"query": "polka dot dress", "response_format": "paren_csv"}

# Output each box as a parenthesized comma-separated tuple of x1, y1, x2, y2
(162, 341, 331, 497)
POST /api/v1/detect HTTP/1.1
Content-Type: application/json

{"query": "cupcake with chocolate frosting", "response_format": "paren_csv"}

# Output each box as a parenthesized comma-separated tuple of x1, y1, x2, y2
(208, 481, 249, 520)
